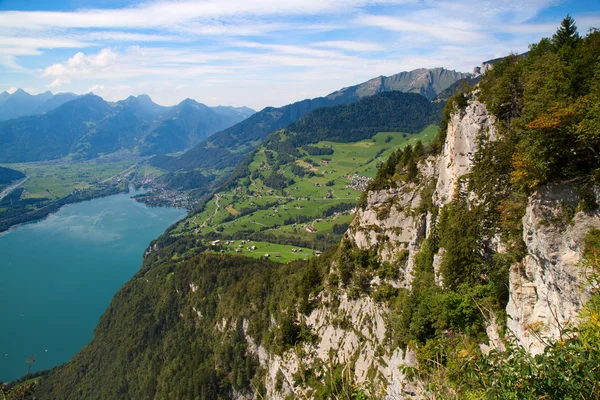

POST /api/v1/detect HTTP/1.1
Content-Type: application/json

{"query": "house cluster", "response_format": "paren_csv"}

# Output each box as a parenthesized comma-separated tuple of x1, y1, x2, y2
(347, 173, 373, 192)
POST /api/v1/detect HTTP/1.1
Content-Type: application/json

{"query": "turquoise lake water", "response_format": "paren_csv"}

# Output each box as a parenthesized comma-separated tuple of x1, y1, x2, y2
(0, 190, 186, 382)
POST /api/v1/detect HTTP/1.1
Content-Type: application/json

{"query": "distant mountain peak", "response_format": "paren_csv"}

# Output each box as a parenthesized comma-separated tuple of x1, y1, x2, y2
(136, 94, 153, 103)
(178, 98, 208, 109)
(327, 67, 472, 101)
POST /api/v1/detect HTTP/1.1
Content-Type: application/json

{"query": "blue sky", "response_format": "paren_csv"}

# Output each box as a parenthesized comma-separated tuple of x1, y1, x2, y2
(1, 0, 599, 109)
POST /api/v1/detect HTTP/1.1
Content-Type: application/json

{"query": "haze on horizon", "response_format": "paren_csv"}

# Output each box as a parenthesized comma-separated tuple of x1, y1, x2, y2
(1, 0, 599, 110)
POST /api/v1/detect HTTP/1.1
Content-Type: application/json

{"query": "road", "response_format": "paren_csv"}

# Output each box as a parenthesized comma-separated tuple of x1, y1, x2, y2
(0, 176, 29, 201)
(99, 163, 138, 184)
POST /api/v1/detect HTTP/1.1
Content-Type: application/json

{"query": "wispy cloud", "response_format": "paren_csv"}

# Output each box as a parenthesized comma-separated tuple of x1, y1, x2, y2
(0, 0, 599, 108)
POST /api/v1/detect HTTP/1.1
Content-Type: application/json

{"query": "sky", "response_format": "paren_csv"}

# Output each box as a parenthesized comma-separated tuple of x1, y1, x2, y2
(0, 0, 599, 110)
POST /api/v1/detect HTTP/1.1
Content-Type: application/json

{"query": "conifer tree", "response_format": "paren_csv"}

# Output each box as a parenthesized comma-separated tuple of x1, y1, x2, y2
(553, 14, 580, 48)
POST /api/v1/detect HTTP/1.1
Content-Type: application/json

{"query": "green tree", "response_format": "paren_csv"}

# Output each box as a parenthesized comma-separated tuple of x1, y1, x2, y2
(553, 14, 580, 48)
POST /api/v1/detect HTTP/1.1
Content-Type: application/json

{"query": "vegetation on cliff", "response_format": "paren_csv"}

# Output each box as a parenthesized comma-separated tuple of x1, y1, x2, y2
(387, 16, 600, 399)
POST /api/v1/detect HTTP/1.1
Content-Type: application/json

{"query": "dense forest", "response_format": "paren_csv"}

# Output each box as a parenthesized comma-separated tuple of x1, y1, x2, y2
(0, 166, 25, 185)
(287, 91, 443, 144)
(258, 91, 442, 170)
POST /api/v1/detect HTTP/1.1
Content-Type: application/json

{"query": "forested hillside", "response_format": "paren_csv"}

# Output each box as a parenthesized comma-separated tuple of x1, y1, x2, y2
(0, 166, 25, 185)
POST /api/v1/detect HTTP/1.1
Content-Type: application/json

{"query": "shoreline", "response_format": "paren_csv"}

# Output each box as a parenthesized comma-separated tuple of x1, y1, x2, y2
(0, 186, 128, 235)
(0, 185, 189, 236)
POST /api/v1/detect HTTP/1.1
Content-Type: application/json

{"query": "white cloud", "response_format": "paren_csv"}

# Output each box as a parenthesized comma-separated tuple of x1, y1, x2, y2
(87, 84, 105, 93)
(0, 36, 88, 49)
(0, 0, 415, 30)
(1, 0, 598, 108)
(43, 48, 120, 87)
(357, 15, 488, 44)
(312, 40, 385, 52)
(81, 32, 186, 43)
(48, 78, 70, 88)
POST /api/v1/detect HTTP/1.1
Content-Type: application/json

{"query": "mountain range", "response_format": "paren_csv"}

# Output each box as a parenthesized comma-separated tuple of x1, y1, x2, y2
(15, 22, 600, 399)
(0, 68, 467, 165)
(0, 93, 255, 162)
(0, 89, 80, 121)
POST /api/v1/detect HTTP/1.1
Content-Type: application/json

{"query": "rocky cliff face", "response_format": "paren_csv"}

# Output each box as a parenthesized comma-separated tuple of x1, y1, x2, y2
(245, 294, 417, 399)
(251, 93, 596, 397)
(506, 184, 600, 354)
(347, 97, 496, 288)
(253, 95, 506, 398)
(434, 98, 496, 206)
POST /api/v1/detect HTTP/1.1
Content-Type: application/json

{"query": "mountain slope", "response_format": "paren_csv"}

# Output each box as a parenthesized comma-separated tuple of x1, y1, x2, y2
(0, 94, 250, 162)
(152, 68, 468, 174)
(0, 95, 112, 162)
(30, 25, 600, 400)
(327, 67, 472, 101)
(0, 166, 25, 185)
(140, 99, 240, 156)
(210, 105, 255, 121)
(157, 91, 442, 256)
(0, 89, 79, 121)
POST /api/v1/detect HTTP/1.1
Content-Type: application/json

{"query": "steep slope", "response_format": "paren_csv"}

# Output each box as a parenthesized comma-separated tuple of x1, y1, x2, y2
(0, 89, 79, 121)
(31, 26, 600, 399)
(0, 166, 25, 185)
(34, 89, 599, 400)
(0, 94, 112, 162)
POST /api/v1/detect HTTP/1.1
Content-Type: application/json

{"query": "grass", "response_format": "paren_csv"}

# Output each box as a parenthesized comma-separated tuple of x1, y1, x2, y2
(208, 240, 314, 263)
(171, 126, 437, 262)
(1, 160, 137, 200)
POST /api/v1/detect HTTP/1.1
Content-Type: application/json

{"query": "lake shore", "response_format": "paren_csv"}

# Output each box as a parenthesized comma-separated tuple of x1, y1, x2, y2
(0, 185, 127, 234)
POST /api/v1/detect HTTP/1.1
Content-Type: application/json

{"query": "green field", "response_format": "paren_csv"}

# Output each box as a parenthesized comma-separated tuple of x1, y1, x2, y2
(171, 125, 437, 262)
(207, 240, 314, 263)
(1, 160, 138, 200)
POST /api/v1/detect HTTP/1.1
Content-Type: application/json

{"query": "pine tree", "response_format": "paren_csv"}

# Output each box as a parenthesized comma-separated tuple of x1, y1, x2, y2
(553, 14, 580, 48)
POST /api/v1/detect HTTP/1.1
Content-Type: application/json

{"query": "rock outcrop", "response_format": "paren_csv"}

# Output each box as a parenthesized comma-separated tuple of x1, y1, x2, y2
(434, 98, 496, 206)
(506, 183, 600, 354)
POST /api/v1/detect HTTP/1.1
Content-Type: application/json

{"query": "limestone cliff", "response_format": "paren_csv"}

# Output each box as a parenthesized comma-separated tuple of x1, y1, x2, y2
(251, 94, 507, 398)
(506, 183, 600, 354)
(253, 92, 597, 398)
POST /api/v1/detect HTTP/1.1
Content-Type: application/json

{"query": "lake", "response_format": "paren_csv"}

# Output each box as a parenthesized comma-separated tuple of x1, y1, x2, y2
(0, 190, 186, 382)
